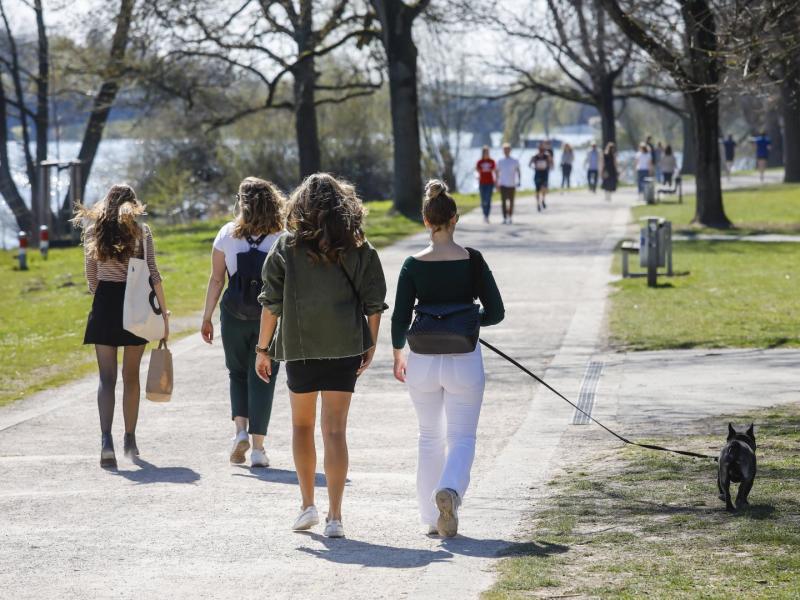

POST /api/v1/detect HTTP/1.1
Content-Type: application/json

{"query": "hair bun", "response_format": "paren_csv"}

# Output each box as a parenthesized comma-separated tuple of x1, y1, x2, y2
(424, 179, 448, 201)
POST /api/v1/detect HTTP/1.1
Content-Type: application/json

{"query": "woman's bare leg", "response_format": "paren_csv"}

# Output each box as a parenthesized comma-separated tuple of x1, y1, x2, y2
(290, 391, 318, 509)
(121, 345, 146, 434)
(320, 391, 352, 521)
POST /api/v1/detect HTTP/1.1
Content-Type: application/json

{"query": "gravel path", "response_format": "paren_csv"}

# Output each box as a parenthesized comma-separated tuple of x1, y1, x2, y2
(0, 186, 634, 600)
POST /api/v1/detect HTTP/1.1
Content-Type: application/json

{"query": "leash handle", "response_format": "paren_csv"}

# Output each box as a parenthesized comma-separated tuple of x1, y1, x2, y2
(479, 339, 718, 462)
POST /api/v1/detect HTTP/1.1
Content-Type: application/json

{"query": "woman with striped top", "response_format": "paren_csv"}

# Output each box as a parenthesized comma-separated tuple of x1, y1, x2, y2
(74, 184, 169, 469)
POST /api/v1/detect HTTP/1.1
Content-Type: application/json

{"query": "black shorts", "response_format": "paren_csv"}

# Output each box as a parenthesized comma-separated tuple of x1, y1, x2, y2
(285, 355, 363, 394)
(534, 171, 549, 191)
(83, 281, 148, 347)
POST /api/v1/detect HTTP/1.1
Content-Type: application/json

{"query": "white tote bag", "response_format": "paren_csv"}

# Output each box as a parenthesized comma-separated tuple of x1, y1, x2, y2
(123, 225, 165, 342)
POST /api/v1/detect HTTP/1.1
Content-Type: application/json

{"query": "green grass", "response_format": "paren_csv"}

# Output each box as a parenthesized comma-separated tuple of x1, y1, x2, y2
(609, 240, 800, 350)
(485, 404, 800, 599)
(0, 194, 478, 407)
(632, 183, 800, 234)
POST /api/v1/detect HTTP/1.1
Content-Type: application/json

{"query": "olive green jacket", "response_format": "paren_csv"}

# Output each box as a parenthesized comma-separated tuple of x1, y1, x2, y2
(258, 233, 388, 361)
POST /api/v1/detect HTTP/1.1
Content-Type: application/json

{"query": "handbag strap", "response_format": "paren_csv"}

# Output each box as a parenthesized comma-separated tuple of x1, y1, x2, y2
(465, 247, 483, 300)
(338, 260, 363, 307)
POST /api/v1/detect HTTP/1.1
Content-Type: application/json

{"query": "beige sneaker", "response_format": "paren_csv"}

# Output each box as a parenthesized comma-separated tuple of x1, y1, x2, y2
(229, 430, 249, 464)
(324, 518, 345, 538)
(435, 488, 460, 538)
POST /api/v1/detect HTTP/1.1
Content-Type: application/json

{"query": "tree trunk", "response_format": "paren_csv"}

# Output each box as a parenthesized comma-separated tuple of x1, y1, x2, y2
(293, 55, 321, 180)
(62, 0, 135, 214)
(0, 79, 33, 232)
(781, 63, 800, 182)
(371, 0, 423, 219)
(33, 0, 48, 231)
(688, 92, 729, 227)
(598, 75, 616, 147)
(681, 113, 696, 175)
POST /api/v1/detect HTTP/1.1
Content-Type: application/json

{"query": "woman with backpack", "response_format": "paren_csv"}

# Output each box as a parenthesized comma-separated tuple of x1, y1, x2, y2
(201, 177, 286, 468)
(391, 180, 504, 538)
(255, 173, 387, 538)
(75, 184, 169, 469)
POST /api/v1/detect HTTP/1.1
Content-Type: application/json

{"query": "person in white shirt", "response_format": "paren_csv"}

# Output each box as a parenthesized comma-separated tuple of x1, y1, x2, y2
(200, 176, 286, 468)
(495, 143, 520, 224)
(634, 142, 653, 200)
(585, 142, 600, 192)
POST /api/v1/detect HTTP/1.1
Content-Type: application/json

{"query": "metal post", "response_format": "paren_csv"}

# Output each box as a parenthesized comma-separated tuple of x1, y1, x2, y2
(39, 225, 49, 259)
(665, 220, 673, 276)
(18, 231, 28, 270)
(647, 217, 659, 287)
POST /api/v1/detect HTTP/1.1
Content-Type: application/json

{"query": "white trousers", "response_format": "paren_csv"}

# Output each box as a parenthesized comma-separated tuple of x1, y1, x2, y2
(405, 345, 485, 526)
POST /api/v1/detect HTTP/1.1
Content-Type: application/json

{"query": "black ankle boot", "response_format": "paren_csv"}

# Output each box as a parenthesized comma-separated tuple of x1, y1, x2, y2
(100, 433, 117, 469)
(123, 433, 139, 458)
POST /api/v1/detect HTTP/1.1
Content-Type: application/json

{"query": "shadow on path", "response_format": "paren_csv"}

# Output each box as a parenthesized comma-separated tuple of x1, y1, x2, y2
(114, 457, 201, 485)
(294, 532, 567, 568)
(231, 467, 346, 487)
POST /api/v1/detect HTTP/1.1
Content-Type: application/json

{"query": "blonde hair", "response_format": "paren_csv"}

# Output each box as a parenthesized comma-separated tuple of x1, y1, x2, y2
(72, 184, 145, 262)
(422, 179, 457, 233)
(232, 177, 286, 239)
(286, 173, 365, 264)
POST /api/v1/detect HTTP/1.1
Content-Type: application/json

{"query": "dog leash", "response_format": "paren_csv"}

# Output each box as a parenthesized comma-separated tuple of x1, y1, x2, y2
(479, 339, 719, 462)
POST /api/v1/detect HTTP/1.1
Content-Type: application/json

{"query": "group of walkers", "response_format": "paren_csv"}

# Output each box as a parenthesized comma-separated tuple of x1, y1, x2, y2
(75, 173, 504, 540)
(630, 136, 680, 201)
(477, 140, 624, 215)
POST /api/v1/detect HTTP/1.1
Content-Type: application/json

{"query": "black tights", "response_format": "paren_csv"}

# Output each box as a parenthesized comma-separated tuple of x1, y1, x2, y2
(95, 345, 146, 435)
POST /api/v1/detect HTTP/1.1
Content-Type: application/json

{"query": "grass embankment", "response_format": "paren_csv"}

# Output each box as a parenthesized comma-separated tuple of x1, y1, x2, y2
(485, 404, 800, 599)
(0, 194, 478, 407)
(632, 183, 800, 235)
(610, 185, 800, 350)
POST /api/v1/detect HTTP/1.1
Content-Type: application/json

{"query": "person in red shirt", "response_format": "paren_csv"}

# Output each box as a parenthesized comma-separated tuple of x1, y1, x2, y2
(475, 146, 496, 223)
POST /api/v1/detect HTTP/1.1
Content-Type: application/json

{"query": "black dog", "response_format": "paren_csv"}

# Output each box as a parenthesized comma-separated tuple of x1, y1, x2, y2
(718, 423, 757, 512)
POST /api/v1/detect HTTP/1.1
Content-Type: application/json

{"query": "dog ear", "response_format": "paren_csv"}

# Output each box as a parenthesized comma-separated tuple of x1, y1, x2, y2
(746, 423, 754, 438)
(728, 423, 736, 440)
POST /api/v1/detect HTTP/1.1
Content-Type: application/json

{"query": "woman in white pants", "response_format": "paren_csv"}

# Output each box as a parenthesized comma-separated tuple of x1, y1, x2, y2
(391, 180, 505, 537)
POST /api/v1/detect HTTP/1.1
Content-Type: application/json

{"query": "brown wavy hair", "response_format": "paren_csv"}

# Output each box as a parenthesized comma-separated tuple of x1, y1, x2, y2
(72, 184, 145, 262)
(422, 179, 458, 233)
(232, 176, 286, 239)
(286, 173, 365, 263)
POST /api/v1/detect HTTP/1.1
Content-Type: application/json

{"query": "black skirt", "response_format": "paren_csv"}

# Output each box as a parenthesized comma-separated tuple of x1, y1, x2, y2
(285, 355, 363, 394)
(84, 281, 148, 347)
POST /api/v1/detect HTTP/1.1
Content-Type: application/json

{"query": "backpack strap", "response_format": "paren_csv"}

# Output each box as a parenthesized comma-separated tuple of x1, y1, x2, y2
(465, 247, 484, 300)
(246, 234, 267, 248)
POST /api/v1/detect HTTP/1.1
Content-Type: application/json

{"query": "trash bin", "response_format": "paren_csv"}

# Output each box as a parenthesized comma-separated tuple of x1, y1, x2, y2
(644, 177, 656, 204)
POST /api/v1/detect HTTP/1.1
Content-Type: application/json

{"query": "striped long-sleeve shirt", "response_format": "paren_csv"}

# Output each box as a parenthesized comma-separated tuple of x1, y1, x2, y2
(84, 224, 162, 294)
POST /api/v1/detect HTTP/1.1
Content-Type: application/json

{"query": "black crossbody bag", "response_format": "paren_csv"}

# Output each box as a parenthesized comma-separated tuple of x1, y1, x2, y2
(406, 248, 484, 355)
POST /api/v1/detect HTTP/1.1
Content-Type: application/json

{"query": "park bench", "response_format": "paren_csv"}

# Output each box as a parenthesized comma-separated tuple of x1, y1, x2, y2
(656, 175, 683, 203)
(620, 240, 640, 278)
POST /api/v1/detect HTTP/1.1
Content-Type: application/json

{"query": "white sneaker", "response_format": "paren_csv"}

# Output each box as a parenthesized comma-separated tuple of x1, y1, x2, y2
(230, 430, 249, 464)
(435, 488, 461, 538)
(250, 448, 269, 468)
(292, 505, 319, 531)
(324, 519, 345, 538)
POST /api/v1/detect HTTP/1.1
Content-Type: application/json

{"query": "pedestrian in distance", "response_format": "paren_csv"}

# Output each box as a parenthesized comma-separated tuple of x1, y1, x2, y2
(496, 143, 520, 224)
(201, 177, 286, 468)
(530, 143, 551, 212)
(723, 134, 737, 181)
(585, 141, 599, 193)
(753, 131, 770, 182)
(256, 173, 388, 539)
(634, 142, 653, 201)
(73, 184, 169, 469)
(475, 146, 496, 224)
(391, 180, 505, 538)
(601, 142, 619, 202)
(660, 145, 677, 186)
(560, 143, 574, 189)
(654, 141, 664, 183)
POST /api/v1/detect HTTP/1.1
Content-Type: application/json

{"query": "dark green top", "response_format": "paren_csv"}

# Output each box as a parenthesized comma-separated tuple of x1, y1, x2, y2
(258, 233, 388, 361)
(391, 253, 505, 349)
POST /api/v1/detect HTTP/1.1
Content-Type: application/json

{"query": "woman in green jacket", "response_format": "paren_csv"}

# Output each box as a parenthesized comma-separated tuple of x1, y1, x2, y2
(255, 173, 388, 538)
